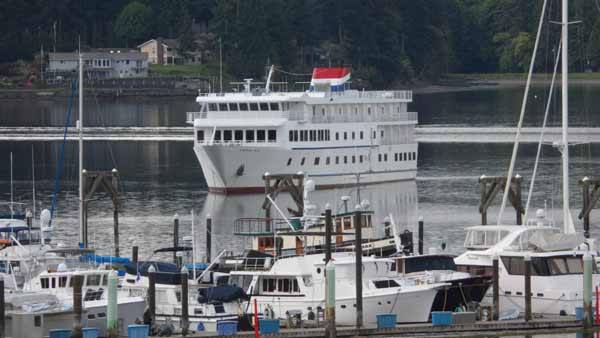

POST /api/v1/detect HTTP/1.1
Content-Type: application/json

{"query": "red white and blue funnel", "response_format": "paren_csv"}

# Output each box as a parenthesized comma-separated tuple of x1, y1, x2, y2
(310, 67, 351, 92)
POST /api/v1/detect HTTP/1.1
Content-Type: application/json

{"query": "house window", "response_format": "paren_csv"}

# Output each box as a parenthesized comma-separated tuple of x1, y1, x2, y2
(234, 130, 243, 141)
(246, 130, 255, 142)
(257, 130, 266, 142)
(268, 130, 277, 142)
(314, 157, 320, 165)
(223, 130, 232, 141)
(250, 103, 259, 111)
(239, 103, 248, 111)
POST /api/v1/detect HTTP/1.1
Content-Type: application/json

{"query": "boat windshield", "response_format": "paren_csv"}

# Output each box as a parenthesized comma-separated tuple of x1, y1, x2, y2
(464, 229, 510, 250)
(404, 256, 456, 273)
(505, 228, 557, 251)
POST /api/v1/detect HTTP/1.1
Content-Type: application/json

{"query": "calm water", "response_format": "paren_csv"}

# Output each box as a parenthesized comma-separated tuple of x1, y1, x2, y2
(1, 83, 600, 262)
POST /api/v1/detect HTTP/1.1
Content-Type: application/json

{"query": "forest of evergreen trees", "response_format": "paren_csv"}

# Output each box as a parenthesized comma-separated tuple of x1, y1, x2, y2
(3, 0, 600, 86)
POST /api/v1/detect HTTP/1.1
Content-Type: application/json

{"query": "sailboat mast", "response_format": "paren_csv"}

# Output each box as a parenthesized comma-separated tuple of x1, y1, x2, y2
(561, 0, 571, 234)
(78, 52, 84, 245)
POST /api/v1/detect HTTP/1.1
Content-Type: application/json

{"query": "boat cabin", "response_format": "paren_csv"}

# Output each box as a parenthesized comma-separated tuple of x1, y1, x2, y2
(500, 253, 598, 276)
(395, 254, 457, 275)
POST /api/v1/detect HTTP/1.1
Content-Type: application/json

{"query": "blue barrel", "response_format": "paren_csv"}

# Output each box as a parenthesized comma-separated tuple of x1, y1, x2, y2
(217, 320, 238, 336)
(259, 319, 280, 334)
(127, 324, 149, 338)
(48, 329, 71, 338)
(376, 314, 397, 329)
(431, 311, 453, 326)
(82, 327, 99, 338)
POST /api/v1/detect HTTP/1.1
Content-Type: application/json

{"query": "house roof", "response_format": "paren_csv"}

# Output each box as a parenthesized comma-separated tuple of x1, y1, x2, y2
(137, 38, 179, 49)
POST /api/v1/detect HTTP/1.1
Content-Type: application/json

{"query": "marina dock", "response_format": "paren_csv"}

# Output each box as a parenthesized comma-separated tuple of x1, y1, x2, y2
(3, 126, 600, 143)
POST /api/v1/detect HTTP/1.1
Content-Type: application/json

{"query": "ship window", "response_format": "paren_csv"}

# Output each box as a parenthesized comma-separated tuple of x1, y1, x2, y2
(196, 130, 204, 142)
(289, 130, 293, 141)
(214, 130, 221, 141)
(310, 130, 316, 141)
(224, 130, 232, 141)
(335, 132, 339, 140)
(209, 103, 217, 111)
(344, 132, 347, 140)
(360, 131, 363, 139)
(403, 153, 407, 161)
(373, 131, 376, 139)
(413, 152, 417, 160)
(34, 315, 41, 327)
(293, 279, 299, 292)
(268, 130, 276, 142)
(229, 103, 238, 111)
(326, 130, 330, 140)
(344, 156, 347, 164)
(59, 276, 68, 287)
(352, 155, 355, 163)
(343, 217, 352, 230)
(335, 157, 339, 164)
(359, 155, 363, 163)
(368, 107, 371, 114)
(318, 130, 322, 141)
(218, 103, 228, 111)
(41, 277, 49, 289)
(378, 154, 382, 162)
(287, 158, 292, 166)
(234, 130, 243, 141)
(565, 257, 583, 273)
(351, 132, 355, 140)
(293, 130, 299, 141)
(239, 103, 248, 111)
(270, 102, 279, 111)
(395, 153, 398, 161)
(314, 157, 320, 165)
(408, 152, 412, 160)
(384, 154, 388, 161)
(326, 157, 330, 165)
(87, 274, 101, 286)
(322, 107, 325, 114)
(257, 130, 265, 142)
(301, 158, 305, 165)
(381, 130, 384, 138)
(250, 103, 259, 111)
(259, 102, 269, 111)
(245, 130, 254, 142)
(373, 280, 400, 289)
(51, 277, 56, 288)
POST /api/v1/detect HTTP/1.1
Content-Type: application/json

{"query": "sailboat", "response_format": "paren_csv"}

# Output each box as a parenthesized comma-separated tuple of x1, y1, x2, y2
(455, 0, 600, 316)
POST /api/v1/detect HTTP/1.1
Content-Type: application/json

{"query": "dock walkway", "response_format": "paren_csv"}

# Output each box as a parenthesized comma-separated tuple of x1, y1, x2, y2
(157, 317, 585, 338)
(3, 126, 600, 143)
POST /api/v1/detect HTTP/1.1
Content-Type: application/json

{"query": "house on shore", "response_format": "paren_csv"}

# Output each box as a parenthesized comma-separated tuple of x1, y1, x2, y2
(138, 37, 208, 65)
(47, 50, 149, 79)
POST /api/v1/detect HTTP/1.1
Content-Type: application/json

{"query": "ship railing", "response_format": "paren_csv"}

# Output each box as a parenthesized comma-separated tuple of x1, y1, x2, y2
(202, 140, 277, 146)
(234, 218, 290, 236)
(330, 90, 412, 101)
(232, 257, 274, 271)
(310, 111, 418, 124)
(186, 111, 206, 123)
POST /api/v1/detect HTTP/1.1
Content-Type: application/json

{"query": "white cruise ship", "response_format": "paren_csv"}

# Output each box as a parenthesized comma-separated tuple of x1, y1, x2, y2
(187, 67, 418, 193)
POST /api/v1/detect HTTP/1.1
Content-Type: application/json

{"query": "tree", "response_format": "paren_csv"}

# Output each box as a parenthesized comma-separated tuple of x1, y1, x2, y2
(114, 2, 153, 47)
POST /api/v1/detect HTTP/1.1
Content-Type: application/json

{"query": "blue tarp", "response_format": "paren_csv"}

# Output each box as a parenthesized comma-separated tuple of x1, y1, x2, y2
(81, 254, 130, 265)
(185, 262, 209, 271)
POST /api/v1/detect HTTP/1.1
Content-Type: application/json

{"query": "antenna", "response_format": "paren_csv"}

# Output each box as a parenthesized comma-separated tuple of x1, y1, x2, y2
(31, 145, 36, 220)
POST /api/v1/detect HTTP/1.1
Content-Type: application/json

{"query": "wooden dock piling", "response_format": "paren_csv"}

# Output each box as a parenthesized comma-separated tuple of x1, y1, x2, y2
(418, 217, 424, 255)
(524, 255, 532, 322)
(479, 175, 523, 225)
(354, 209, 363, 328)
(72, 274, 84, 336)
(132, 246, 138, 264)
(492, 256, 499, 320)
(173, 214, 179, 265)
(324, 207, 336, 338)
(148, 266, 157, 327)
(180, 267, 189, 336)
(0, 278, 5, 338)
(206, 216, 212, 263)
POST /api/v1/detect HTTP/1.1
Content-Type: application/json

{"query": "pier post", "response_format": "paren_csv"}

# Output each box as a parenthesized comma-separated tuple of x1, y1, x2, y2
(112, 169, 119, 257)
(418, 217, 424, 255)
(148, 265, 156, 327)
(325, 260, 336, 338)
(584, 252, 593, 328)
(492, 256, 499, 320)
(180, 266, 189, 336)
(107, 271, 119, 337)
(0, 277, 4, 338)
(524, 254, 532, 322)
(72, 274, 84, 335)
(354, 207, 363, 328)
(132, 246, 138, 264)
(206, 216, 212, 263)
(173, 213, 179, 265)
(325, 207, 332, 263)
(580, 177, 591, 238)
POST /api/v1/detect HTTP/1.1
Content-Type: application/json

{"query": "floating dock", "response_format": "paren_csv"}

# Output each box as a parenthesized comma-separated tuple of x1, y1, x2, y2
(3, 126, 600, 143)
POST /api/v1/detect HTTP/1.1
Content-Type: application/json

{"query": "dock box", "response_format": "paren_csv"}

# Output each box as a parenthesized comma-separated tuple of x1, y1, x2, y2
(127, 324, 149, 338)
(259, 319, 280, 334)
(452, 312, 477, 324)
(49, 329, 71, 338)
(376, 314, 397, 329)
(217, 321, 238, 336)
(82, 327, 99, 338)
(431, 311, 453, 326)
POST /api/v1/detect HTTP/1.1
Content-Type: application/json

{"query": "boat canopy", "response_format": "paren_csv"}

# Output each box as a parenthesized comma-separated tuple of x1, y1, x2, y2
(197, 285, 249, 303)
